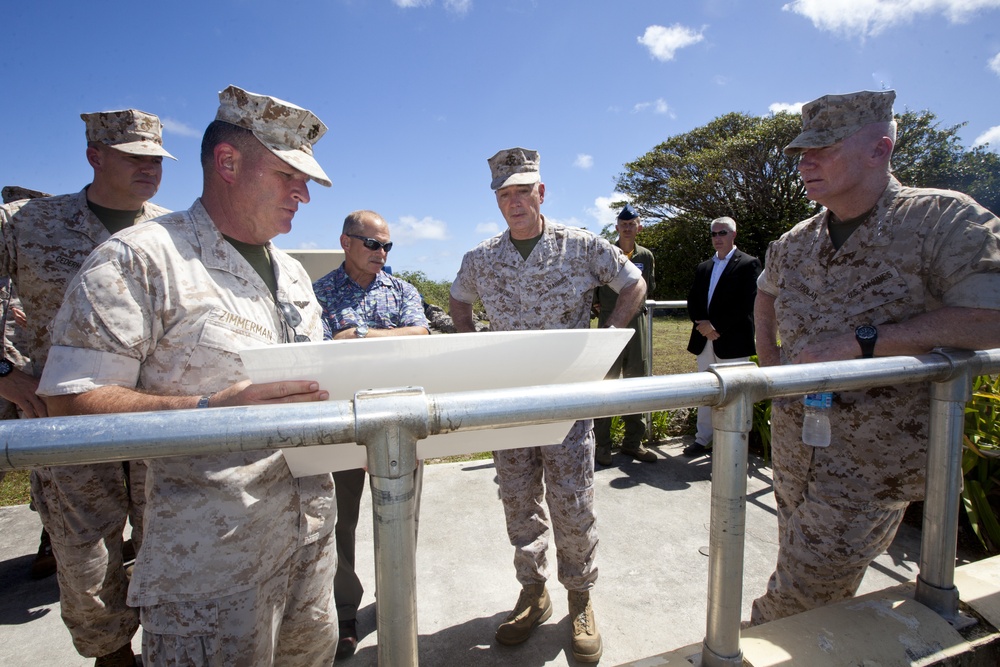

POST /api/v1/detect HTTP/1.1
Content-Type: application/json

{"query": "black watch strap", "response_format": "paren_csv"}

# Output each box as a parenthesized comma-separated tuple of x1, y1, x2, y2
(855, 324, 878, 359)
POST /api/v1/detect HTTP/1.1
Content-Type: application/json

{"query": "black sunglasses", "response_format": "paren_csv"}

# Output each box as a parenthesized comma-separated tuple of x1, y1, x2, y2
(277, 301, 311, 343)
(348, 234, 393, 253)
(710, 230, 730, 237)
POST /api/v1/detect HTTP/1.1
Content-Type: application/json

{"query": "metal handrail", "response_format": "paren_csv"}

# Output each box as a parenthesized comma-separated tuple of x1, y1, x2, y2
(3, 347, 999, 666)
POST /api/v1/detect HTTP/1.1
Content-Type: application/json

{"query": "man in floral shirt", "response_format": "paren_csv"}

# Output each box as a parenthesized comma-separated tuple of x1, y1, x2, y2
(313, 209, 429, 658)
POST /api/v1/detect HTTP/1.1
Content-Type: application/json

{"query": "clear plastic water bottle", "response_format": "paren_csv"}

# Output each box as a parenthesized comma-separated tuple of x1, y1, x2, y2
(801, 392, 833, 447)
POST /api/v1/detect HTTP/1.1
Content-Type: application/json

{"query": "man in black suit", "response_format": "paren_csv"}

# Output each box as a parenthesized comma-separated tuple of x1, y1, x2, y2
(684, 216, 761, 456)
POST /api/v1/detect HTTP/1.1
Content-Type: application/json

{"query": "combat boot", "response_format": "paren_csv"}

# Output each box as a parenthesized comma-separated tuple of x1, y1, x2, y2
(94, 643, 137, 667)
(568, 589, 603, 663)
(595, 445, 613, 466)
(495, 583, 552, 645)
(620, 443, 657, 463)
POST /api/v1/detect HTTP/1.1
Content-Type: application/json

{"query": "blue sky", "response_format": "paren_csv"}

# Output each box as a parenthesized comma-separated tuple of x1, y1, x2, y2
(3, 0, 999, 280)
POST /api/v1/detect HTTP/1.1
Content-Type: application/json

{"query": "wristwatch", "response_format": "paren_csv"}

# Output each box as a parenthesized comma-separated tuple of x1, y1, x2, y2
(855, 324, 878, 359)
(0, 358, 13, 377)
(354, 323, 369, 339)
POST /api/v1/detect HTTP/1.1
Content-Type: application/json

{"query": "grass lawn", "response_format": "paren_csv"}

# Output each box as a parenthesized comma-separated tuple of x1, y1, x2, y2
(0, 470, 31, 506)
(0, 316, 699, 507)
(651, 314, 697, 376)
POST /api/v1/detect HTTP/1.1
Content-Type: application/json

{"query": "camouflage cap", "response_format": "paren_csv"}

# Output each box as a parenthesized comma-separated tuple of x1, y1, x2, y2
(80, 109, 176, 160)
(784, 90, 896, 156)
(488, 147, 541, 191)
(215, 85, 332, 188)
(2, 186, 52, 204)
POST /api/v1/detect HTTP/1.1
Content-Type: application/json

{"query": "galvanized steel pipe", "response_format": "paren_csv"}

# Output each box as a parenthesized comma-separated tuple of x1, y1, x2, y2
(3, 349, 1000, 667)
(355, 388, 428, 667)
(700, 362, 765, 667)
(916, 349, 974, 627)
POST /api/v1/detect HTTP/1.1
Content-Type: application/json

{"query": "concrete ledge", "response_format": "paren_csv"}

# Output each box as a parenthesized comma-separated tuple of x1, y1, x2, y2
(618, 556, 1000, 667)
(955, 555, 1000, 631)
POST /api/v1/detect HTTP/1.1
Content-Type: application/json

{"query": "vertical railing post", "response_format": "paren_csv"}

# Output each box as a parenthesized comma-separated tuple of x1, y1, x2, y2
(645, 299, 655, 441)
(354, 387, 430, 667)
(701, 362, 761, 667)
(915, 349, 975, 629)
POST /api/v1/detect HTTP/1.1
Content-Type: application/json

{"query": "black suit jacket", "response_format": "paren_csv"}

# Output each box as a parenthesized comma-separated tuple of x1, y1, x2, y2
(686, 248, 762, 359)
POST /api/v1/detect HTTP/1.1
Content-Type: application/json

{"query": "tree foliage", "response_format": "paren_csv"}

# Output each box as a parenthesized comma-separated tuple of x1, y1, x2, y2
(394, 270, 451, 309)
(616, 109, 999, 299)
(615, 111, 819, 298)
(892, 110, 999, 215)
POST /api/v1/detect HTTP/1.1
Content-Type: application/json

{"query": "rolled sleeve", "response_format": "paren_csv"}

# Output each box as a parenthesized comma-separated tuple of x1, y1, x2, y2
(37, 346, 140, 396)
(757, 240, 782, 298)
(941, 274, 1000, 309)
(606, 259, 641, 294)
(450, 252, 479, 305)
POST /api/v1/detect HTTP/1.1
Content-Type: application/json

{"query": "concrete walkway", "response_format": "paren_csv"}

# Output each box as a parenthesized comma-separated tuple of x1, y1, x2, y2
(0, 437, 935, 666)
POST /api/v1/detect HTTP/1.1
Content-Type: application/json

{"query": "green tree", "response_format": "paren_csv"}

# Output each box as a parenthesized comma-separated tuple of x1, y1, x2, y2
(394, 270, 451, 309)
(892, 110, 999, 213)
(616, 109, 999, 299)
(615, 111, 819, 297)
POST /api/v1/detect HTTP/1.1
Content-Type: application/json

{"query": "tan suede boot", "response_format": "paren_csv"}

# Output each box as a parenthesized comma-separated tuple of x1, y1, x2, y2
(495, 583, 552, 645)
(568, 589, 603, 662)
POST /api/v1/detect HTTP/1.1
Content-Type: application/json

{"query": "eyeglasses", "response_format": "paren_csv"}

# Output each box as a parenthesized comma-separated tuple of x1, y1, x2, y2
(277, 301, 311, 343)
(710, 230, 730, 237)
(347, 234, 393, 253)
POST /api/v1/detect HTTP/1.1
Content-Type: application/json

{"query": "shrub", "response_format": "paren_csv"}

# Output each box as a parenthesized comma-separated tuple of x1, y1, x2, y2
(962, 374, 1000, 553)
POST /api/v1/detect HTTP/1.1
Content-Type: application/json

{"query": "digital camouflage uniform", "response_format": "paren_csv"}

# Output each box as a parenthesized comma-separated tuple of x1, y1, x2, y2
(313, 264, 430, 623)
(0, 276, 30, 420)
(0, 186, 45, 421)
(0, 188, 168, 656)
(751, 176, 1000, 623)
(38, 199, 338, 666)
(594, 241, 654, 450)
(450, 218, 641, 590)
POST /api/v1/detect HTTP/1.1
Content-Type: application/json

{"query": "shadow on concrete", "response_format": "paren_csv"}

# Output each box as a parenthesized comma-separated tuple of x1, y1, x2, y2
(0, 553, 58, 625)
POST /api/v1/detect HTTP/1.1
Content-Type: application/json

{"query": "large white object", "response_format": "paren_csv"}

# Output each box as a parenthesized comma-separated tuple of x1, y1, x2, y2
(241, 328, 632, 476)
(279, 248, 345, 282)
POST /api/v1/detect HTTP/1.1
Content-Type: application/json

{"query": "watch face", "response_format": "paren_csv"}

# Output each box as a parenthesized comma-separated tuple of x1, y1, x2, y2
(856, 325, 877, 341)
(0, 358, 13, 377)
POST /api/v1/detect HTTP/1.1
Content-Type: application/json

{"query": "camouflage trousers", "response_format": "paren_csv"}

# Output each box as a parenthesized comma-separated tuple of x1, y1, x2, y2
(493, 420, 599, 592)
(749, 403, 907, 625)
(31, 460, 146, 656)
(141, 529, 338, 666)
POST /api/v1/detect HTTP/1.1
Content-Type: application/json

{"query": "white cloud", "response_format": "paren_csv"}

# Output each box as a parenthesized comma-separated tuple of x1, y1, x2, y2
(586, 194, 630, 231)
(783, 0, 1000, 38)
(393, 215, 449, 242)
(296, 240, 319, 249)
(161, 117, 201, 138)
(769, 101, 806, 115)
(392, 0, 471, 12)
(475, 221, 500, 235)
(637, 24, 705, 62)
(990, 51, 1000, 76)
(632, 98, 675, 117)
(974, 125, 1000, 152)
(574, 154, 594, 169)
(443, 0, 472, 13)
